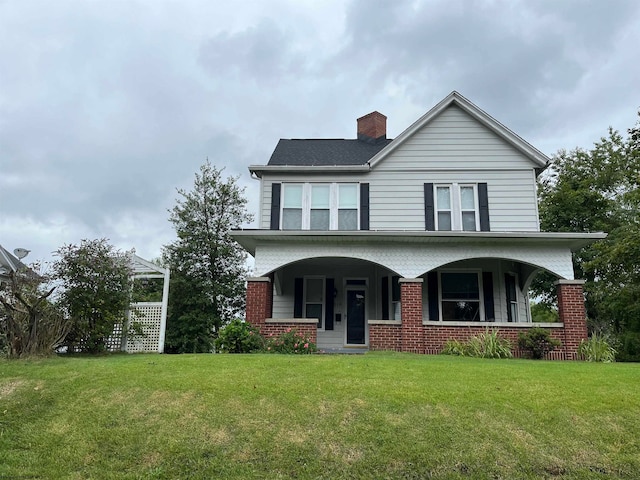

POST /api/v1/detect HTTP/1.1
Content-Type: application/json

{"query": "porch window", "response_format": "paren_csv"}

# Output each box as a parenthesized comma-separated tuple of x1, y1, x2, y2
(440, 272, 482, 321)
(280, 183, 359, 230)
(381, 275, 401, 320)
(505, 273, 518, 322)
(304, 277, 325, 329)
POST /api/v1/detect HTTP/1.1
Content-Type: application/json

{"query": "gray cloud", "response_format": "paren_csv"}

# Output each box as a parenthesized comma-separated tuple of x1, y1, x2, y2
(1, 0, 639, 263)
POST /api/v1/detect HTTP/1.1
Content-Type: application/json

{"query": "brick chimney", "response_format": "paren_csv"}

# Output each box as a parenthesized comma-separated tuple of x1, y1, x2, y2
(357, 111, 387, 144)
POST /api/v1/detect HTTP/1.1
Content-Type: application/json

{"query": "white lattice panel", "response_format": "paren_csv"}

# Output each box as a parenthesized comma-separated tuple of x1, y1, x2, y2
(125, 303, 163, 353)
(107, 323, 124, 352)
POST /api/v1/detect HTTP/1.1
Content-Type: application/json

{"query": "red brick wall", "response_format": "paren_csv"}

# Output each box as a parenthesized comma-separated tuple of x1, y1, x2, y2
(400, 281, 425, 354)
(262, 323, 317, 345)
(246, 279, 272, 330)
(557, 282, 588, 360)
(370, 324, 402, 351)
(422, 325, 565, 359)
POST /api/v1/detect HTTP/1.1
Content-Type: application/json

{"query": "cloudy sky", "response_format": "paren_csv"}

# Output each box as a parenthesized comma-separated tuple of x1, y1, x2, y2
(1, 0, 639, 264)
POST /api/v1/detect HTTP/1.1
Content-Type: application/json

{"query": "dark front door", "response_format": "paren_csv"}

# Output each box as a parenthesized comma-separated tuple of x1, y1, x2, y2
(346, 289, 366, 344)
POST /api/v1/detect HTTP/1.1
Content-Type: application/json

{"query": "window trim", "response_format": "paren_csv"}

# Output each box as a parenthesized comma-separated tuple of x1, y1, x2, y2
(280, 182, 360, 231)
(438, 269, 485, 322)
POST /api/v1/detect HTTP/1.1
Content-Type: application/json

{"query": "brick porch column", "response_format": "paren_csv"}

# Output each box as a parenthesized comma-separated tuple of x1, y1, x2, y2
(556, 279, 588, 360)
(400, 278, 425, 354)
(246, 277, 272, 333)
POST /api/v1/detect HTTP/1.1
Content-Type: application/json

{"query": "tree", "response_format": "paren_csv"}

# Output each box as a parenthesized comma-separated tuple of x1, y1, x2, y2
(163, 161, 252, 353)
(0, 263, 70, 358)
(53, 239, 133, 353)
(535, 111, 640, 359)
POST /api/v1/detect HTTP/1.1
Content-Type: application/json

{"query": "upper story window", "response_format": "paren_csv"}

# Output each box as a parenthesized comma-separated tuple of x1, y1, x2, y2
(281, 183, 359, 230)
(435, 183, 480, 231)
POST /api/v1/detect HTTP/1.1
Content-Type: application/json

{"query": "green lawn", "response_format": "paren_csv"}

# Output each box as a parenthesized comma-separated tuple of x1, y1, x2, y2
(1, 352, 638, 479)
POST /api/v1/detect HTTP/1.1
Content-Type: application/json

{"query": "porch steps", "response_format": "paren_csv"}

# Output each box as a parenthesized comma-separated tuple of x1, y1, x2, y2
(319, 347, 369, 354)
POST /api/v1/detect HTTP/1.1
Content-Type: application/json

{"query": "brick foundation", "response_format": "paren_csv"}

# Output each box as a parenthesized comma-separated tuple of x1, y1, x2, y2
(369, 322, 402, 351)
(262, 321, 318, 345)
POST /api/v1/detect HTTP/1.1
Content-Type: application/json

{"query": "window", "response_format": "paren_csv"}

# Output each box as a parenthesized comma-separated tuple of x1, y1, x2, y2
(310, 184, 330, 230)
(381, 275, 401, 320)
(505, 273, 518, 322)
(440, 272, 482, 321)
(304, 277, 325, 329)
(282, 184, 303, 229)
(338, 184, 358, 230)
(281, 183, 359, 230)
(434, 184, 480, 231)
(460, 185, 478, 231)
(436, 186, 452, 231)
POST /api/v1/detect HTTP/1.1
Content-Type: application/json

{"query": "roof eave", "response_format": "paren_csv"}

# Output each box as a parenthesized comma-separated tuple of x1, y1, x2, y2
(249, 164, 370, 178)
(231, 230, 607, 256)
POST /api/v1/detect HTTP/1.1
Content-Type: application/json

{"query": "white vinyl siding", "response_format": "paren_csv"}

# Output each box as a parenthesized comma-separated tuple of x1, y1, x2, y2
(258, 105, 541, 232)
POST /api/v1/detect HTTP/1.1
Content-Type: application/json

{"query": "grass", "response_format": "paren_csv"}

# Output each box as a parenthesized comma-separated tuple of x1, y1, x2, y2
(1, 352, 639, 479)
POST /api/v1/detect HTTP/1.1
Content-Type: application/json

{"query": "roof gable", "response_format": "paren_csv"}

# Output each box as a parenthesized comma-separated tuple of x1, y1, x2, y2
(368, 91, 549, 170)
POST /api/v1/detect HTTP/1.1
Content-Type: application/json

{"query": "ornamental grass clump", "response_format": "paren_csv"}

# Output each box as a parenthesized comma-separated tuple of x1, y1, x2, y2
(578, 332, 617, 362)
(441, 329, 512, 359)
(266, 328, 317, 354)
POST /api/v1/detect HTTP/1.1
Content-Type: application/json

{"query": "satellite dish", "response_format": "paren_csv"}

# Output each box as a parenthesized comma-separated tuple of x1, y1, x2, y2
(13, 248, 30, 260)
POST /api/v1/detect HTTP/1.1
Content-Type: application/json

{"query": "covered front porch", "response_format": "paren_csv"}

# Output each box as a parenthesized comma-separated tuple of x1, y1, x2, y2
(235, 230, 604, 358)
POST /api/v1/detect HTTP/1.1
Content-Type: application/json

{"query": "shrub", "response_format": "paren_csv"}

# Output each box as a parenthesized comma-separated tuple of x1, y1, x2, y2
(266, 328, 317, 354)
(215, 319, 264, 353)
(518, 327, 561, 359)
(616, 331, 640, 362)
(578, 333, 617, 362)
(441, 329, 512, 359)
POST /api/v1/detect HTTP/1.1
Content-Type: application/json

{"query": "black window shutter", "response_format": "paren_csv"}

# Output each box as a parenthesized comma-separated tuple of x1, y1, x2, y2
(360, 183, 370, 230)
(427, 271, 439, 321)
(381, 276, 389, 320)
(270, 183, 281, 230)
(482, 272, 495, 321)
(325, 278, 334, 330)
(293, 277, 303, 318)
(478, 183, 490, 232)
(424, 183, 435, 231)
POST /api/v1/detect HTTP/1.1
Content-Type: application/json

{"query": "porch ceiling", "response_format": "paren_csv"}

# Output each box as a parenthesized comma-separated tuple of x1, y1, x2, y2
(231, 230, 606, 257)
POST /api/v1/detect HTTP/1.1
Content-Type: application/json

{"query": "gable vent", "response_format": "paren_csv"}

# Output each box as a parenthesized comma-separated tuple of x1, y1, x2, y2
(357, 111, 387, 144)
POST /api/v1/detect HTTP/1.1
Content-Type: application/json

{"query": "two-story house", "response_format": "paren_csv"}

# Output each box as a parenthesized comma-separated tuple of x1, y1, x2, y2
(233, 91, 605, 358)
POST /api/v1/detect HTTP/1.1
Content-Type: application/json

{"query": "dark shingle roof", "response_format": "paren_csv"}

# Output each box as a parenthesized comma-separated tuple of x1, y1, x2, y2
(267, 138, 394, 166)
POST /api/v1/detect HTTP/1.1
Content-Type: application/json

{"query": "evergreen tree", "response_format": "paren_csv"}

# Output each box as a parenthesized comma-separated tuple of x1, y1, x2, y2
(163, 161, 252, 353)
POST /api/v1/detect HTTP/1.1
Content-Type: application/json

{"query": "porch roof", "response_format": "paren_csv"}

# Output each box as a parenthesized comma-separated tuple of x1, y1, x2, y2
(231, 230, 606, 257)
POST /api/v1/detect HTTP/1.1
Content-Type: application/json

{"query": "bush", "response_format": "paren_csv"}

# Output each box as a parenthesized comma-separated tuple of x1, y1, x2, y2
(215, 319, 264, 353)
(518, 327, 561, 359)
(266, 328, 317, 354)
(616, 331, 640, 362)
(578, 333, 617, 362)
(441, 329, 512, 359)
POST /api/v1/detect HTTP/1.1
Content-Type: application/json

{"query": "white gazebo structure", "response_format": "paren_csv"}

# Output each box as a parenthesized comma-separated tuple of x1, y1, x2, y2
(108, 254, 170, 353)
